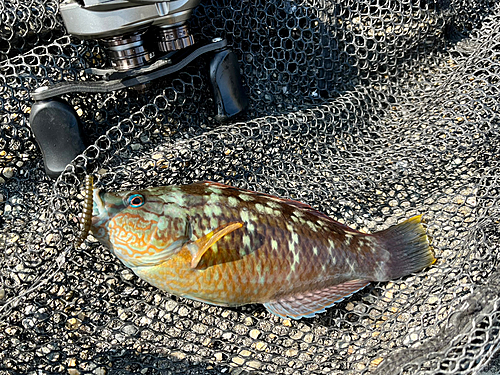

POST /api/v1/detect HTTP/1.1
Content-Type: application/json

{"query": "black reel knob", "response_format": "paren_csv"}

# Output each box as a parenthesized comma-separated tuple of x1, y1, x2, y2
(209, 46, 249, 121)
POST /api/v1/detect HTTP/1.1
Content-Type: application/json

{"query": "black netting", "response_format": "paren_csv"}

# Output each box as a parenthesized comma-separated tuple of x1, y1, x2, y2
(1, 0, 500, 374)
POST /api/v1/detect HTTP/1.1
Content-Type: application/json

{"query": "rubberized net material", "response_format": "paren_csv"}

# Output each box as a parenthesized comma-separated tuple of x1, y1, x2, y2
(1, 0, 500, 374)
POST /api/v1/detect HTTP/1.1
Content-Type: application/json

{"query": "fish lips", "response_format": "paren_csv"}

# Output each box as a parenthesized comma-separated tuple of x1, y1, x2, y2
(92, 188, 105, 216)
(91, 189, 126, 227)
(92, 188, 109, 227)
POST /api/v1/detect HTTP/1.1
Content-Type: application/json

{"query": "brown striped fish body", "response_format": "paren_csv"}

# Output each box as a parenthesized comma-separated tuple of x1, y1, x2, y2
(90, 181, 435, 319)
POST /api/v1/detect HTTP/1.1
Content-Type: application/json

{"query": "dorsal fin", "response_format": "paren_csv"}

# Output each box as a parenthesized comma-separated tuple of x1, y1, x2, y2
(197, 181, 341, 224)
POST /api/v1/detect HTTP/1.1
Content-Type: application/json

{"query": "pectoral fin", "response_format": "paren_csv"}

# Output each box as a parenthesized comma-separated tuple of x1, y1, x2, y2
(188, 222, 244, 268)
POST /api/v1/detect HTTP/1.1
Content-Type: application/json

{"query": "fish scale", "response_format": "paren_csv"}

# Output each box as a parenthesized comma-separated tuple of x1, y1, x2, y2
(90, 181, 435, 319)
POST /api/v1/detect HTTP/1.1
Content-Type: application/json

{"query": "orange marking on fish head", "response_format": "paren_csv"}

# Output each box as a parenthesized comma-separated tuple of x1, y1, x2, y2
(91, 188, 189, 267)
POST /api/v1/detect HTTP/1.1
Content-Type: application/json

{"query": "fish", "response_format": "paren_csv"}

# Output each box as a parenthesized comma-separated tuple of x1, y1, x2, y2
(88, 180, 435, 320)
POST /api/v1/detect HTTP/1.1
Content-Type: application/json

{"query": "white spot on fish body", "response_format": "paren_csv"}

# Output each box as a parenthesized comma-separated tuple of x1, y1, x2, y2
(271, 239, 278, 250)
(255, 263, 262, 274)
(313, 246, 318, 255)
(357, 240, 365, 251)
(306, 221, 318, 232)
(210, 193, 221, 203)
(240, 209, 251, 223)
(209, 187, 222, 195)
(290, 251, 300, 273)
(365, 238, 378, 253)
(228, 196, 239, 207)
(328, 239, 336, 248)
(243, 235, 251, 248)
(264, 206, 275, 215)
(345, 258, 356, 273)
(210, 217, 219, 229)
(319, 221, 330, 228)
(239, 194, 254, 202)
(203, 205, 216, 217)
(293, 210, 304, 218)
(247, 221, 255, 232)
(286, 223, 294, 232)
(211, 205, 222, 216)
(291, 215, 299, 223)
(202, 218, 210, 230)
(344, 234, 353, 247)
(267, 201, 281, 209)
(291, 232, 299, 244)
(255, 203, 265, 212)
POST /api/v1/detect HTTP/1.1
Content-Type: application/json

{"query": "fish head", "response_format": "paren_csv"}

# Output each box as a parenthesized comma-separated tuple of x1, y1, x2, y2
(91, 187, 189, 268)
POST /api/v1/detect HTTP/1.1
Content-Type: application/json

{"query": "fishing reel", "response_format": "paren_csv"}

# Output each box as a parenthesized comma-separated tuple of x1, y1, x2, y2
(30, 0, 248, 178)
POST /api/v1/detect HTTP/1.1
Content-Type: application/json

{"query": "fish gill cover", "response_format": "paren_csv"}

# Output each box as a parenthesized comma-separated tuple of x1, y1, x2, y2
(0, 0, 499, 374)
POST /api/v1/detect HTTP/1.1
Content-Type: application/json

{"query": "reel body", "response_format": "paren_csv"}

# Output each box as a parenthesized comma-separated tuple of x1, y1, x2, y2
(30, 0, 248, 178)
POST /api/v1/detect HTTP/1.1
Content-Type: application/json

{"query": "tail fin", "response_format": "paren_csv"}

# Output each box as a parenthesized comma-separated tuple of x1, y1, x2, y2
(372, 215, 435, 280)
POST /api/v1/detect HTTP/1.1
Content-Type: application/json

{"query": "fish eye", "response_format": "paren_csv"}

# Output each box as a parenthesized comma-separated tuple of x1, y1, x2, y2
(127, 194, 145, 208)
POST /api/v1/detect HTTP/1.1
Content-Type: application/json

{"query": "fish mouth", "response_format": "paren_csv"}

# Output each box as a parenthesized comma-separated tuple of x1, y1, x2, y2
(93, 188, 105, 217)
(91, 188, 110, 230)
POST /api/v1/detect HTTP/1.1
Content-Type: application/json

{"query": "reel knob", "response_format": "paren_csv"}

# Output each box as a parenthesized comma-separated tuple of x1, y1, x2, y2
(29, 98, 87, 179)
(209, 45, 249, 121)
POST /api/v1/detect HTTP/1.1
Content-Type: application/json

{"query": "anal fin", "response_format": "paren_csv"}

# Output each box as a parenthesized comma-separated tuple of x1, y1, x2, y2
(263, 279, 370, 320)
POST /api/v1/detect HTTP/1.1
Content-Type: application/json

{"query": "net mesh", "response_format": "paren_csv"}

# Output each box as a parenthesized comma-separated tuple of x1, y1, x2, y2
(1, 0, 500, 374)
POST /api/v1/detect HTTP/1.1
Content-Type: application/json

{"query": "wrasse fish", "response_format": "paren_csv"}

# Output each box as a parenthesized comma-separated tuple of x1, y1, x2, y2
(88, 181, 435, 320)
